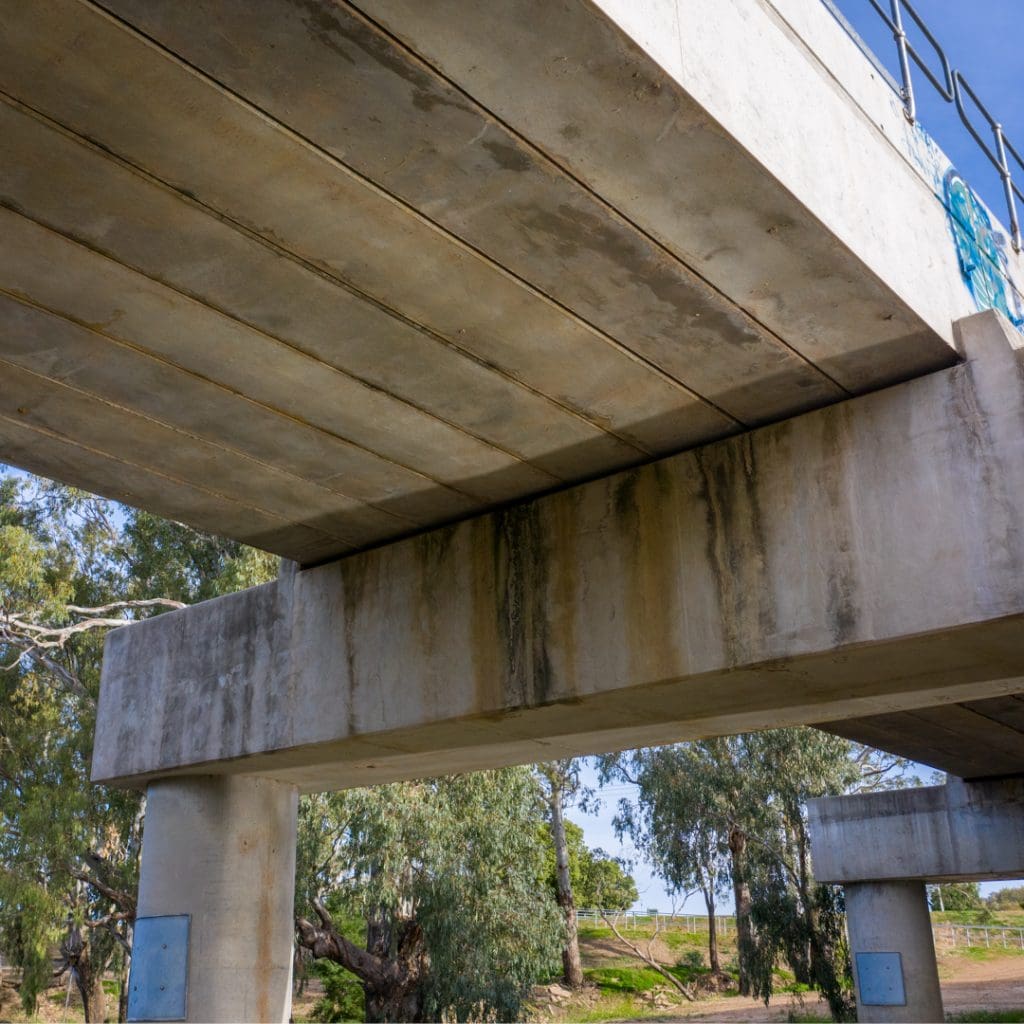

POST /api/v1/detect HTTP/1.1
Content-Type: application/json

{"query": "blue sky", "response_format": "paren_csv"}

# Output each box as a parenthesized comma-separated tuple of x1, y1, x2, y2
(828, 0, 1024, 224)
(572, 0, 1024, 913)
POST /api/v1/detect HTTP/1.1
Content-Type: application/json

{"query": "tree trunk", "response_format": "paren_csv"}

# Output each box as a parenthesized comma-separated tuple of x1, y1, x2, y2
(298, 901, 427, 1023)
(796, 818, 816, 985)
(365, 984, 424, 1023)
(728, 825, 754, 995)
(77, 964, 107, 1024)
(703, 886, 721, 974)
(61, 922, 106, 1024)
(118, 949, 130, 1023)
(548, 780, 584, 989)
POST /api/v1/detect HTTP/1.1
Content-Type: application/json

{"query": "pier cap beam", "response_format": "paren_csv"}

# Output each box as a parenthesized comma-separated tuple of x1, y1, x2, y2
(93, 312, 1024, 791)
(808, 776, 1024, 885)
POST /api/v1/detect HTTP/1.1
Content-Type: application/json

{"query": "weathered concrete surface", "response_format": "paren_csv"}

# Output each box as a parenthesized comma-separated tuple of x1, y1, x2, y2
(809, 774, 1024, 1022)
(132, 775, 297, 1023)
(360, 0, 1024, 360)
(808, 777, 1024, 884)
(821, 694, 1024, 779)
(92, 311, 1024, 789)
(0, 0, 983, 563)
(845, 882, 944, 1023)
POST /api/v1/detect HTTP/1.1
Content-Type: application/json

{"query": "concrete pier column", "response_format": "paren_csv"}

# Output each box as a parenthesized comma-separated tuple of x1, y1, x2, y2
(128, 775, 298, 1023)
(845, 881, 943, 1023)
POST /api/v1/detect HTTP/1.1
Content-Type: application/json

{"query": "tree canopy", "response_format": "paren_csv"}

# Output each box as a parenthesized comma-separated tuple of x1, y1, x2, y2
(538, 817, 637, 911)
(295, 771, 563, 1022)
(600, 729, 910, 1020)
(0, 470, 275, 1020)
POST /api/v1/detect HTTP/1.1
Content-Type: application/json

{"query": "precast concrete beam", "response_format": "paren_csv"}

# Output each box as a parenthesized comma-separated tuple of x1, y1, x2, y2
(93, 312, 1024, 790)
(129, 776, 297, 1023)
(9, 0, 1024, 561)
(808, 776, 1024, 884)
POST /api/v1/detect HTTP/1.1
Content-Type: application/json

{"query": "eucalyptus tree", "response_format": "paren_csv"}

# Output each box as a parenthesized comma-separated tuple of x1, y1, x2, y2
(601, 729, 908, 1020)
(537, 759, 588, 989)
(295, 768, 563, 1022)
(0, 468, 275, 1020)
(603, 743, 734, 976)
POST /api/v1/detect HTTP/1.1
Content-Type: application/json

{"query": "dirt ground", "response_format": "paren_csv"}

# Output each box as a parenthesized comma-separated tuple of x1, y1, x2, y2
(604, 949, 1024, 1022)
(4, 946, 1021, 1022)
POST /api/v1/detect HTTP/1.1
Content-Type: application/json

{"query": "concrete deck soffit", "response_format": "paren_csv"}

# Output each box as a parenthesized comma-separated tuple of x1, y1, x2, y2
(0, 0, 957, 563)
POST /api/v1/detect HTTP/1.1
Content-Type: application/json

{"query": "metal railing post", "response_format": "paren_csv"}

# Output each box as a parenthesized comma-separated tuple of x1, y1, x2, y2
(993, 124, 1023, 253)
(888, 0, 916, 121)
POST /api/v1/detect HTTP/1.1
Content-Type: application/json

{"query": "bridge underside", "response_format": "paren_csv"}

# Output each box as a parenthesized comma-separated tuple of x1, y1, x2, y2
(6, 6, 1023, 1021)
(0, 0, 956, 566)
(92, 313, 1024, 790)
(1, 0, 1021, 785)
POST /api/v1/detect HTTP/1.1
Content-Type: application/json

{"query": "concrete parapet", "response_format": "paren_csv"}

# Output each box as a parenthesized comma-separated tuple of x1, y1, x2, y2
(93, 311, 1024, 790)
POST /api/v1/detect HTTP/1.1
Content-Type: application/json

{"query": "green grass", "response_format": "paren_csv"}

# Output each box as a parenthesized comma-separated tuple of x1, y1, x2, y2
(578, 923, 735, 946)
(944, 945, 1024, 961)
(584, 966, 667, 994)
(567, 995, 670, 1023)
(934, 910, 1024, 927)
(946, 1012, 1024, 1023)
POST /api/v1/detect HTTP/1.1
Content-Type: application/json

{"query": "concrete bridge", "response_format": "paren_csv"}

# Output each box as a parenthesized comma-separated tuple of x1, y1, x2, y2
(2, 0, 1024, 1020)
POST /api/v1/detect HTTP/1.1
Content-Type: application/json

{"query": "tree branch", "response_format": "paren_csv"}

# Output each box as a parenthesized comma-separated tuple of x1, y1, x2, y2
(70, 869, 136, 919)
(296, 899, 392, 990)
(65, 600, 186, 616)
(600, 911, 694, 1000)
(0, 642, 94, 706)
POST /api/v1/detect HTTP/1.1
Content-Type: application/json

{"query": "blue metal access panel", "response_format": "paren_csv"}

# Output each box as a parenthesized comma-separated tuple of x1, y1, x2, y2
(856, 951, 907, 1006)
(126, 914, 190, 1021)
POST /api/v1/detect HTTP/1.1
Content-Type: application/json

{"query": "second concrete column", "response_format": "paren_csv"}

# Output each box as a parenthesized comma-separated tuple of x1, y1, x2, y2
(845, 880, 943, 1023)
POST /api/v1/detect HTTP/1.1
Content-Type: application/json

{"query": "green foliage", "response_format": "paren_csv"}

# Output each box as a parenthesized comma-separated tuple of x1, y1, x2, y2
(297, 769, 564, 1022)
(930, 882, 984, 911)
(0, 469, 277, 1018)
(600, 729, 889, 1020)
(987, 886, 1024, 911)
(122, 511, 278, 604)
(537, 818, 637, 911)
(312, 959, 367, 1023)
(675, 949, 704, 971)
(581, 851, 638, 911)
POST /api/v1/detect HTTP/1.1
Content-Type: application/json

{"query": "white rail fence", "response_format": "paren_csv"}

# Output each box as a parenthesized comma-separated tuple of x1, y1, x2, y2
(577, 911, 1024, 950)
(576, 909, 734, 934)
(933, 923, 1024, 950)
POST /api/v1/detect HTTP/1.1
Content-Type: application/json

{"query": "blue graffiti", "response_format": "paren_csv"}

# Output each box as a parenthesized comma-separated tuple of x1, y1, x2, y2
(944, 169, 1024, 327)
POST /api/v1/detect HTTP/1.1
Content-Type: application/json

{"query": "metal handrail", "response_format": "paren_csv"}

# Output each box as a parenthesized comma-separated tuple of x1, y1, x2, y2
(859, 0, 1022, 252)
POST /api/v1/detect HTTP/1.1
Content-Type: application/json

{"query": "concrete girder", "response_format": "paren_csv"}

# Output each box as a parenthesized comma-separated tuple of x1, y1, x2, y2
(92, 311, 1024, 789)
